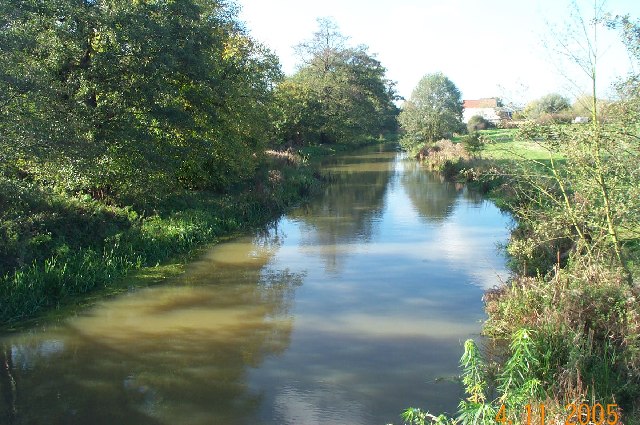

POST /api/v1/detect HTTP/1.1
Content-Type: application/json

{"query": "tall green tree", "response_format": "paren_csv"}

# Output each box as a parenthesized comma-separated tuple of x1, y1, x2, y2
(523, 93, 571, 119)
(507, 7, 639, 277)
(273, 18, 398, 146)
(0, 0, 281, 200)
(398, 72, 463, 152)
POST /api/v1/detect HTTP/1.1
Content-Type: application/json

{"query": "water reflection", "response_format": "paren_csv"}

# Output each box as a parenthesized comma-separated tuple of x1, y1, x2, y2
(402, 161, 461, 222)
(244, 150, 510, 425)
(0, 226, 302, 425)
(0, 147, 511, 425)
(291, 150, 396, 274)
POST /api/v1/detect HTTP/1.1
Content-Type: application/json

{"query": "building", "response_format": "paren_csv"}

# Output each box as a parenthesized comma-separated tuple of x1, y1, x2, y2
(462, 98, 513, 124)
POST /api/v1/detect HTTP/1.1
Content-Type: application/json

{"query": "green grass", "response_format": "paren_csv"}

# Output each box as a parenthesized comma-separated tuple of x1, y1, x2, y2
(0, 160, 320, 328)
(479, 128, 563, 161)
(452, 128, 563, 164)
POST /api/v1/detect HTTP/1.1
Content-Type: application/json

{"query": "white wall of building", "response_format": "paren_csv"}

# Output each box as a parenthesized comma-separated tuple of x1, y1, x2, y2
(463, 107, 502, 124)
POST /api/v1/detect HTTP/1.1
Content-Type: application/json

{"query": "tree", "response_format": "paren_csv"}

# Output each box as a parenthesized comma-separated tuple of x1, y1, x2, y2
(294, 17, 348, 74)
(0, 0, 281, 200)
(398, 72, 463, 153)
(273, 18, 398, 146)
(507, 5, 639, 279)
(523, 93, 571, 119)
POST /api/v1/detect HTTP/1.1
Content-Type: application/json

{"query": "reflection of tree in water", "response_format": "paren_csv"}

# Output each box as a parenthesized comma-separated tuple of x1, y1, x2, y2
(459, 187, 486, 207)
(402, 162, 462, 223)
(0, 225, 304, 425)
(291, 152, 396, 273)
(0, 347, 17, 425)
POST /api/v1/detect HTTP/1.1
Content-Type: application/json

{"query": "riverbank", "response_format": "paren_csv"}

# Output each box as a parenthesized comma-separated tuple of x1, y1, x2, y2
(410, 125, 640, 423)
(0, 143, 509, 425)
(0, 150, 328, 329)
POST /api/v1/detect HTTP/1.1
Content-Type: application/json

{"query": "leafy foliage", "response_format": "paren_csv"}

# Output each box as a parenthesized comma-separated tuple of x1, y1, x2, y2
(466, 115, 492, 132)
(398, 335, 545, 425)
(524, 93, 571, 119)
(0, 0, 281, 201)
(507, 93, 639, 278)
(272, 18, 398, 146)
(399, 73, 463, 152)
(461, 132, 485, 157)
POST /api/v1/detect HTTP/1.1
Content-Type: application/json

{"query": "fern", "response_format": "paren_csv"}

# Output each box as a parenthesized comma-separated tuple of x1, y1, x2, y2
(398, 330, 547, 425)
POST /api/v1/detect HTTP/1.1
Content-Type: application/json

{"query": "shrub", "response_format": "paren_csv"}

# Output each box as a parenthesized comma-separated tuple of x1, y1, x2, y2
(416, 139, 469, 173)
(461, 132, 484, 157)
(535, 111, 574, 125)
(498, 119, 521, 129)
(483, 262, 640, 414)
(467, 115, 493, 132)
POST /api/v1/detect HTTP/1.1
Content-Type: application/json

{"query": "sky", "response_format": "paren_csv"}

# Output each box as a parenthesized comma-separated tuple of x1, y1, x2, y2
(235, 0, 640, 106)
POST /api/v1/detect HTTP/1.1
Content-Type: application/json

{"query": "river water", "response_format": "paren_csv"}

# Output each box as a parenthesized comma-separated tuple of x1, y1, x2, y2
(0, 147, 511, 425)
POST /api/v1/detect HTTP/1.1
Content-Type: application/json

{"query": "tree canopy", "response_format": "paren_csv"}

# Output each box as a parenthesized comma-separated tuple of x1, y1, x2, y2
(272, 18, 398, 146)
(523, 93, 571, 119)
(0, 0, 281, 201)
(398, 72, 463, 152)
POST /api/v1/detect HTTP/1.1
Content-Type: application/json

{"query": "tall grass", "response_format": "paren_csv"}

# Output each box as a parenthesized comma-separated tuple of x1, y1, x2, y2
(0, 160, 319, 327)
(481, 262, 640, 423)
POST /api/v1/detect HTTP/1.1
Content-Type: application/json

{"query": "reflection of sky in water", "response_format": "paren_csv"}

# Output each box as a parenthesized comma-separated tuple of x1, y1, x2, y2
(247, 153, 511, 425)
(0, 149, 510, 425)
(11, 340, 65, 371)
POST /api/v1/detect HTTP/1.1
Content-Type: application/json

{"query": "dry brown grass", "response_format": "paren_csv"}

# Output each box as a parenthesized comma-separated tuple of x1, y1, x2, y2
(265, 148, 303, 166)
(416, 139, 469, 174)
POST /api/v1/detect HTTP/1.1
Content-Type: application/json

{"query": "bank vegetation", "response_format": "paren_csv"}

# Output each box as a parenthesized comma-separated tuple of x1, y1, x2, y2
(398, 11, 640, 425)
(0, 2, 398, 326)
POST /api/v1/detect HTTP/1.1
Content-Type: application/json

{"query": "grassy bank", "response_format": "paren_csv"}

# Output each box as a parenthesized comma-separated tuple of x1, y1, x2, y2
(405, 124, 640, 424)
(0, 152, 321, 329)
(452, 128, 557, 161)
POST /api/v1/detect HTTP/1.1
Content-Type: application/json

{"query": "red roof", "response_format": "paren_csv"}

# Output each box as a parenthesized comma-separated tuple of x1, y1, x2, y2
(463, 98, 498, 108)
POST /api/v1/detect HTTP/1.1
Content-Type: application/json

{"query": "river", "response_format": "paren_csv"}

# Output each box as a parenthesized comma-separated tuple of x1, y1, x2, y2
(0, 146, 511, 425)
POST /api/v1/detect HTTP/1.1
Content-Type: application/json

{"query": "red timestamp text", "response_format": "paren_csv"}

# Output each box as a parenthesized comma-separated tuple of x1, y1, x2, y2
(496, 403, 620, 425)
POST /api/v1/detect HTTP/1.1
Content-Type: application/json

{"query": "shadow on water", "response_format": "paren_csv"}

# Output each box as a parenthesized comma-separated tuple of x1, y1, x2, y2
(0, 225, 303, 425)
(291, 149, 397, 274)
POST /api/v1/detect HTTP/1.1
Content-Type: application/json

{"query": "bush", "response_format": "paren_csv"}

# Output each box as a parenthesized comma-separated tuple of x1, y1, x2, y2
(467, 115, 493, 132)
(416, 139, 469, 172)
(462, 132, 484, 157)
(535, 111, 574, 125)
(498, 119, 521, 129)
(483, 263, 640, 414)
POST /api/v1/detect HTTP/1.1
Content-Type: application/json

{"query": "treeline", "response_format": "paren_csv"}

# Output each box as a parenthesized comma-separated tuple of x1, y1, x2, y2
(1, 1, 396, 201)
(0, 1, 398, 324)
